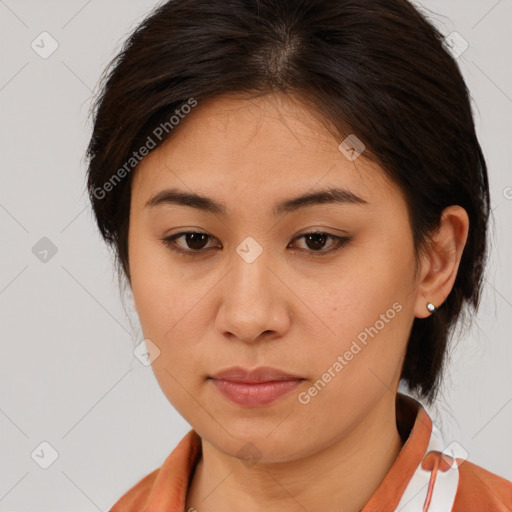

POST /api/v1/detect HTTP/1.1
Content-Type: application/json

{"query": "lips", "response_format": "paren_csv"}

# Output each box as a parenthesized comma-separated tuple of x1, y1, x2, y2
(209, 366, 303, 383)
(209, 366, 304, 407)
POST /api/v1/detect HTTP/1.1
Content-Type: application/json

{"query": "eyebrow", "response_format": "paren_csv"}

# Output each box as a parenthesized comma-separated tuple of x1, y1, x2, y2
(145, 186, 368, 216)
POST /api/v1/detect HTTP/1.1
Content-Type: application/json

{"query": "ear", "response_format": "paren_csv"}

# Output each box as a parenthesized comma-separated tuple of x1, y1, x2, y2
(414, 205, 469, 319)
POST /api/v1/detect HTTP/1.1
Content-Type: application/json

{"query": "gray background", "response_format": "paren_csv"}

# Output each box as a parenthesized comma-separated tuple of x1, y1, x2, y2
(0, 1, 511, 510)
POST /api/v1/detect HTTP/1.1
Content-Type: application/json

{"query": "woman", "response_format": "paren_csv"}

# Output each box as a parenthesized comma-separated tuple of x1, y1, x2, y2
(86, 0, 512, 510)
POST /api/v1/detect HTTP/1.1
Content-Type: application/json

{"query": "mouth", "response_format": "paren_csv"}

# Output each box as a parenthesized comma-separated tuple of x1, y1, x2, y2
(208, 366, 305, 407)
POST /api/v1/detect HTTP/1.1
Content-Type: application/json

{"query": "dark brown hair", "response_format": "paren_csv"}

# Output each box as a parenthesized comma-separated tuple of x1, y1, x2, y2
(86, 0, 490, 404)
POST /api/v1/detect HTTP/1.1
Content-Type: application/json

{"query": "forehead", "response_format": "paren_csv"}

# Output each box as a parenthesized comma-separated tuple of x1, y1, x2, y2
(131, 93, 399, 211)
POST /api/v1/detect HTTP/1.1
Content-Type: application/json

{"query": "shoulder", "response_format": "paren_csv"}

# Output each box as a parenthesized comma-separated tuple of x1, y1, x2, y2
(453, 460, 512, 512)
(108, 429, 202, 511)
(109, 467, 160, 511)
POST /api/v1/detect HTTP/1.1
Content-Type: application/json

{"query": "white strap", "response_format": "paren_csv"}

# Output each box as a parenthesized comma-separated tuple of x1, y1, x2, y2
(394, 423, 460, 512)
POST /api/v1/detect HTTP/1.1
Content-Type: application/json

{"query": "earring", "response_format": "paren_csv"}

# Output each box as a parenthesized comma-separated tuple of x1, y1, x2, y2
(426, 302, 437, 314)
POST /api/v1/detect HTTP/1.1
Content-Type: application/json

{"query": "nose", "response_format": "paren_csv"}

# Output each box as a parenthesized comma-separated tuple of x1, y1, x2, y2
(213, 247, 292, 344)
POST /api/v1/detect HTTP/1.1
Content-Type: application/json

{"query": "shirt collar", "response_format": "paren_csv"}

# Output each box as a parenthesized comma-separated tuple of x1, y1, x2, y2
(362, 393, 433, 511)
(139, 392, 432, 511)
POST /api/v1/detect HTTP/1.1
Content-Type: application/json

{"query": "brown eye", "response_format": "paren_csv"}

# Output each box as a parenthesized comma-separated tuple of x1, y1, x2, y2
(162, 231, 215, 254)
(304, 232, 329, 251)
(162, 230, 352, 257)
(182, 232, 210, 250)
(289, 231, 352, 255)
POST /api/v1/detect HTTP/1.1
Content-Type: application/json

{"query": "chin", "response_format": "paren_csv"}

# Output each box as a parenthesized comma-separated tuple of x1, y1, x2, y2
(197, 418, 318, 464)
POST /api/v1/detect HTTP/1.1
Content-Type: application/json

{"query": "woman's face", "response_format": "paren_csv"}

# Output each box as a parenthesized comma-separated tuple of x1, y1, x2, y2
(128, 93, 424, 462)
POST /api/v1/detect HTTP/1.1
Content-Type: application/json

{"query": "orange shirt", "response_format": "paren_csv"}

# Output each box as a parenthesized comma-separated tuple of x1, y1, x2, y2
(110, 394, 512, 511)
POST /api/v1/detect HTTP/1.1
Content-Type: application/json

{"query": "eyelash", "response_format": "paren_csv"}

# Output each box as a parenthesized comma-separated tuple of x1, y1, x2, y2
(161, 230, 352, 257)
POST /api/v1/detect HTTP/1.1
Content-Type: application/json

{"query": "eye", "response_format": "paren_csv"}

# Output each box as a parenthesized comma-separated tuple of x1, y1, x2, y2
(161, 230, 352, 257)
(162, 231, 216, 255)
(288, 230, 352, 255)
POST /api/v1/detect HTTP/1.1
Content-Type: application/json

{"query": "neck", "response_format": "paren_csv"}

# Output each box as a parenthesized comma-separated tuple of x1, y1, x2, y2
(186, 393, 404, 512)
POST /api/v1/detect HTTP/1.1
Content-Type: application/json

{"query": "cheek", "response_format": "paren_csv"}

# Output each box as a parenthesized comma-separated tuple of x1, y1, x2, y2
(128, 230, 215, 389)
(131, 269, 204, 345)
(293, 302, 409, 432)
(314, 287, 407, 368)
(310, 246, 415, 388)
(129, 255, 169, 338)
(128, 226, 188, 336)
(129, 244, 208, 417)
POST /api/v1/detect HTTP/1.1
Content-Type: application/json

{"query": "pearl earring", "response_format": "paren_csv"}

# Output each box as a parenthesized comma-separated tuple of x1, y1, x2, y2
(426, 302, 437, 314)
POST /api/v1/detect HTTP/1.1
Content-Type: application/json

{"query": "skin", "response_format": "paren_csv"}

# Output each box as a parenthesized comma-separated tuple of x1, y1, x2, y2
(127, 92, 469, 512)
